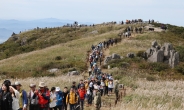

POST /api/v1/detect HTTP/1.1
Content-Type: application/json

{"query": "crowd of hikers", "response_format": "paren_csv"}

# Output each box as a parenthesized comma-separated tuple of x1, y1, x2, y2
(0, 78, 120, 110)
(0, 38, 121, 110)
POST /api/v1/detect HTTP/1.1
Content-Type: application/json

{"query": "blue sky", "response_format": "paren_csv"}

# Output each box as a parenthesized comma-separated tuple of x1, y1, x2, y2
(0, 0, 184, 26)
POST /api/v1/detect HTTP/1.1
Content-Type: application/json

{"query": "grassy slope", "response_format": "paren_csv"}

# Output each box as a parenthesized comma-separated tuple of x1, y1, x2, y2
(0, 23, 184, 109)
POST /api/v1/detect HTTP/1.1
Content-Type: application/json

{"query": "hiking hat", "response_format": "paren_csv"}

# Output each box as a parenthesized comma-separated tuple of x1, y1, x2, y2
(56, 87, 60, 92)
(14, 81, 22, 86)
(29, 83, 36, 88)
(38, 82, 46, 87)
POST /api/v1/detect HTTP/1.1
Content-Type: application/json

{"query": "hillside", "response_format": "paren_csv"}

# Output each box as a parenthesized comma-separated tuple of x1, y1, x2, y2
(0, 22, 184, 109)
(0, 22, 184, 79)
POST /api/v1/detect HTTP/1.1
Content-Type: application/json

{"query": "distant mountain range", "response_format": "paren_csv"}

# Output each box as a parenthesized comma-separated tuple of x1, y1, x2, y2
(0, 18, 93, 43)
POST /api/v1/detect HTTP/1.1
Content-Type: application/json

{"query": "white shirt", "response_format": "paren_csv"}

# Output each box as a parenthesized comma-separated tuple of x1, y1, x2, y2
(12, 90, 20, 110)
(108, 81, 113, 88)
(50, 92, 56, 108)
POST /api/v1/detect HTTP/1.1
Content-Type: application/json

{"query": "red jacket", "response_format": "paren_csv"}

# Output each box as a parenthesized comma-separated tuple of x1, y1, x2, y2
(78, 89, 86, 100)
(34, 89, 50, 108)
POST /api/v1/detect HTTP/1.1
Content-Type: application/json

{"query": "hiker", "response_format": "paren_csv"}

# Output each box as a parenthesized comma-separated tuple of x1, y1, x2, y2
(10, 85, 20, 110)
(114, 80, 120, 101)
(63, 87, 69, 110)
(104, 79, 108, 96)
(71, 81, 78, 91)
(86, 87, 93, 106)
(0, 81, 13, 110)
(94, 90, 101, 110)
(77, 79, 84, 89)
(100, 79, 105, 96)
(14, 81, 28, 110)
(33, 82, 50, 110)
(28, 84, 39, 110)
(66, 87, 78, 110)
(55, 87, 63, 110)
(108, 80, 113, 95)
(49, 87, 57, 110)
(78, 85, 86, 110)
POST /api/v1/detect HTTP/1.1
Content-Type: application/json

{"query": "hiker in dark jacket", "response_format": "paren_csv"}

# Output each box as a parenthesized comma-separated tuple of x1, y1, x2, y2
(63, 87, 69, 110)
(0, 81, 13, 110)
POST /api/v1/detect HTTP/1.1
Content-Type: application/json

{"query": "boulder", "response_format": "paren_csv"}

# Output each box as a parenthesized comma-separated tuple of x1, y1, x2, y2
(48, 68, 59, 73)
(67, 71, 79, 76)
(151, 41, 158, 48)
(104, 56, 112, 65)
(148, 50, 164, 62)
(127, 53, 135, 58)
(146, 41, 179, 68)
(112, 53, 121, 59)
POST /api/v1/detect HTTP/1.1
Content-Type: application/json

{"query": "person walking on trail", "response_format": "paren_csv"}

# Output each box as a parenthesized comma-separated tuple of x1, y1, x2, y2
(86, 87, 92, 107)
(63, 87, 69, 110)
(10, 85, 20, 110)
(28, 84, 39, 110)
(66, 87, 78, 110)
(78, 85, 86, 110)
(49, 87, 57, 110)
(15, 81, 28, 110)
(55, 87, 63, 110)
(33, 82, 50, 110)
(108, 80, 113, 96)
(94, 90, 101, 110)
(114, 80, 120, 101)
(77, 79, 84, 89)
(71, 81, 78, 91)
(0, 81, 13, 110)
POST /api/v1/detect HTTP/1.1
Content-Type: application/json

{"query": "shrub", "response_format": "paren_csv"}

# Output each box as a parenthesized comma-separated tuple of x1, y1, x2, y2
(146, 76, 156, 81)
(139, 62, 169, 72)
(175, 64, 184, 75)
(175, 46, 184, 62)
(55, 56, 62, 60)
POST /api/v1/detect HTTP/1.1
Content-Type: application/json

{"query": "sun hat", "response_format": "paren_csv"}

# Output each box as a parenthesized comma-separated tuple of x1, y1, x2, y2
(38, 82, 46, 87)
(56, 87, 60, 92)
(14, 81, 22, 86)
(29, 83, 36, 88)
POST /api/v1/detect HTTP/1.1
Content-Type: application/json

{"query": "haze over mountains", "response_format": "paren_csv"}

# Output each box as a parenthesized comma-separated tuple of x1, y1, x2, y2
(0, 18, 93, 43)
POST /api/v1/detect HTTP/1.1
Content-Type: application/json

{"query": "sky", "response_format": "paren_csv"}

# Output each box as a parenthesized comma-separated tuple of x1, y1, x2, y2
(0, 0, 184, 26)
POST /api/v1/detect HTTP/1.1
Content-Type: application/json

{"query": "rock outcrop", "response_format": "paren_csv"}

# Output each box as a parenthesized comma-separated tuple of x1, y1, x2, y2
(146, 41, 179, 68)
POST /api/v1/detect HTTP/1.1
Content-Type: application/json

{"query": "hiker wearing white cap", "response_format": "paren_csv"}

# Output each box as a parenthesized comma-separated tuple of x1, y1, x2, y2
(14, 81, 28, 110)
(28, 83, 39, 110)
(49, 87, 56, 110)
(33, 82, 50, 110)
(55, 87, 63, 110)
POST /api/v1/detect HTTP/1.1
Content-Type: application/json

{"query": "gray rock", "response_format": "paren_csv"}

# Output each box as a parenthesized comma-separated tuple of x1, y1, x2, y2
(104, 56, 112, 65)
(127, 53, 135, 58)
(48, 68, 59, 73)
(68, 71, 79, 76)
(148, 50, 164, 62)
(151, 41, 158, 48)
(112, 53, 121, 59)
(146, 41, 179, 68)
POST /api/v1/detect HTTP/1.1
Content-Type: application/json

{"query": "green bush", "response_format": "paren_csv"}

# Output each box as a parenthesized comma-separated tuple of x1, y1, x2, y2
(175, 64, 184, 75)
(55, 56, 62, 60)
(139, 62, 169, 72)
(175, 46, 184, 62)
